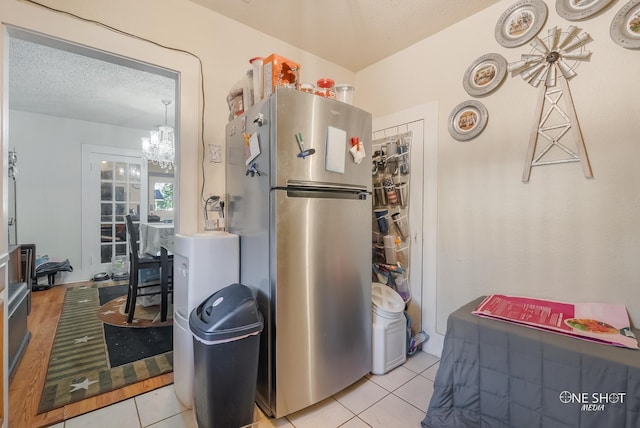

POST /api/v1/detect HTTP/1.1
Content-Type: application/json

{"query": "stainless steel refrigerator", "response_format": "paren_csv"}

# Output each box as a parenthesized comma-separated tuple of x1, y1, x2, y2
(226, 88, 372, 417)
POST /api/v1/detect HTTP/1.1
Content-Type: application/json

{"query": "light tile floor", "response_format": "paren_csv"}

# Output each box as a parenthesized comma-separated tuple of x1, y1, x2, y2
(52, 352, 439, 428)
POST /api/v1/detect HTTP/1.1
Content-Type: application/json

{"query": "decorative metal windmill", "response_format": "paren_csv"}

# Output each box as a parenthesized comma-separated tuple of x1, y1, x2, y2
(508, 26, 593, 182)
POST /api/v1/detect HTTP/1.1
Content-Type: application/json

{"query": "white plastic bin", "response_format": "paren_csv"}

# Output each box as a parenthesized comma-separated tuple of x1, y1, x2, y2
(172, 232, 239, 408)
(371, 282, 406, 375)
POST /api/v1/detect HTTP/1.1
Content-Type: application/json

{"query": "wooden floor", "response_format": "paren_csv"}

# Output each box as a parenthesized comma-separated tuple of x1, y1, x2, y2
(8, 281, 173, 428)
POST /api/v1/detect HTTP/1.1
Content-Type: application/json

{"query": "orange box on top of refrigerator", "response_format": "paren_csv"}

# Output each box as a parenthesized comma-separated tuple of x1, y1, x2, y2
(262, 54, 300, 98)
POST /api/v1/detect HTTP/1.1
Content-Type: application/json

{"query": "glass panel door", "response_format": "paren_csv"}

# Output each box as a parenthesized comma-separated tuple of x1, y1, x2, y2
(82, 145, 148, 277)
(99, 160, 143, 264)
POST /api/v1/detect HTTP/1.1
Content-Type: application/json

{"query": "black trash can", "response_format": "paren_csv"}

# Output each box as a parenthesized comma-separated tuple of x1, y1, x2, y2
(189, 283, 263, 428)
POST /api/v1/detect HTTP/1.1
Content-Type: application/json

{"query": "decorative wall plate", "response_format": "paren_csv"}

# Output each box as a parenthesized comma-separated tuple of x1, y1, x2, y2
(448, 100, 489, 141)
(610, 0, 640, 49)
(463, 53, 508, 97)
(495, 0, 548, 47)
(556, 0, 615, 21)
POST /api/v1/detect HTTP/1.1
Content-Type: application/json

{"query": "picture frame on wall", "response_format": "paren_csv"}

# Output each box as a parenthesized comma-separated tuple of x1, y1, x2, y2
(462, 53, 508, 97)
(610, 0, 640, 49)
(555, 0, 616, 21)
(448, 100, 489, 141)
(495, 0, 548, 48)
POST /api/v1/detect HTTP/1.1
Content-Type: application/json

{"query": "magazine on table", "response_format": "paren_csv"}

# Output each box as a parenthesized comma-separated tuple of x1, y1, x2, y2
(472, 294, 638, 349)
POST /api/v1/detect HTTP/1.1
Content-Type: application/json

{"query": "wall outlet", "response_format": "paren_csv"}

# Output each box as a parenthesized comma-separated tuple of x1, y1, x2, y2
(209, 144, 222, 163)
(205, 218, 225, 230)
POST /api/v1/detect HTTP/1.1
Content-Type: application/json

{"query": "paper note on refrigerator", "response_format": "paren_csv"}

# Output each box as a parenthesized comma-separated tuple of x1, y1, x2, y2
(245, 132, 261, 165)
(325, 126, 346, 173)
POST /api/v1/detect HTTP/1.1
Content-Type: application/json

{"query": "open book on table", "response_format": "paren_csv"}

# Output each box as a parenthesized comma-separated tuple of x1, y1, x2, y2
(472, 294, 638, 349)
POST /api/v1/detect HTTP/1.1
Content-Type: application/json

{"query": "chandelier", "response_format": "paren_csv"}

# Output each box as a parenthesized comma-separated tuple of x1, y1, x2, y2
(141, 99, 175, 169)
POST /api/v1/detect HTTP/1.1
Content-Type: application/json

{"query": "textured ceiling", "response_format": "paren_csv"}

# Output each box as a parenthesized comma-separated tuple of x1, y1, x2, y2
(8, 1, 501, 128)
(8, 34, 176, 131)
(191, 0, 502, 71)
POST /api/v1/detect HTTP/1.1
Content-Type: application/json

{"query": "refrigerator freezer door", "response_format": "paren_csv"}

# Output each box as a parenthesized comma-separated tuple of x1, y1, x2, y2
(271, 88, 372, 191)
(271, 188, 372, 416)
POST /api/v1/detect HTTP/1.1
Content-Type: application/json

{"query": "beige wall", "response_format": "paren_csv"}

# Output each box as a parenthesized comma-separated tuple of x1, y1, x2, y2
(0, 0, 355, 232)
(357, 0, 640, 335)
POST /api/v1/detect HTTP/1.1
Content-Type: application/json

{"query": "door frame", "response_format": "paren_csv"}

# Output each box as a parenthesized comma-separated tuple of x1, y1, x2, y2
(1, 5, 202, 241)
(81, 145, 148, 276)
(0, 4, 201, 420)
(372, 101, 442, 356)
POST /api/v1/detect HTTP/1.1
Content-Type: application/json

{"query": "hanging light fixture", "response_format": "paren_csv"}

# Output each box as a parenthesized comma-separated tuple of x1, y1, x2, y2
(141, 99, 175, 169)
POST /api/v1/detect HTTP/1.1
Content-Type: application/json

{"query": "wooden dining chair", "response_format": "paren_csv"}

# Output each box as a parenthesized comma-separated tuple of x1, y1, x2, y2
(124, 214, 173, 323)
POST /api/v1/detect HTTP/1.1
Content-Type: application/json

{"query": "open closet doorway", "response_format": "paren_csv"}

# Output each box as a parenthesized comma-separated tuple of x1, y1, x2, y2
(7, 28, 179, 282)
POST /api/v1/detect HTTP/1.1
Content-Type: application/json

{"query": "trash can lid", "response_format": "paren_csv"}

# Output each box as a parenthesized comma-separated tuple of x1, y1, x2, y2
(372, 282, 405, 314)
(189, 283, 264, 343)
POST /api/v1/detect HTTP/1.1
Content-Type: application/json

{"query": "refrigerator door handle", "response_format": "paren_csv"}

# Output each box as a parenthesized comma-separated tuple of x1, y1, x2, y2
(281, 180, 369, 200)
(283, 187, 369, 200)
(285, 180, 368, 193)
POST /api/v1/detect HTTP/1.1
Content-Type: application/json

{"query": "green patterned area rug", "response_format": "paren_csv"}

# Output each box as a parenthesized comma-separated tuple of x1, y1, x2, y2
(38, 284, 173, 413)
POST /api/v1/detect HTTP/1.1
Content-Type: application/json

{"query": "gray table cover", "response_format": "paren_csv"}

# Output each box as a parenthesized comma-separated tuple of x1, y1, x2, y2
(422, 297, 640, 428)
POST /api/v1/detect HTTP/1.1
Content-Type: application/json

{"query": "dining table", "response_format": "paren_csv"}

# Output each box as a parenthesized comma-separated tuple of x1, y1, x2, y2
(137, 222, 174, 307)
(139, 222, 175, 256)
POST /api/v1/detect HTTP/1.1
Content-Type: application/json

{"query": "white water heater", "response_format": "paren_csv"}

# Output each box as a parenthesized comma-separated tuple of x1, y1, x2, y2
(172, 232, 239, 407)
